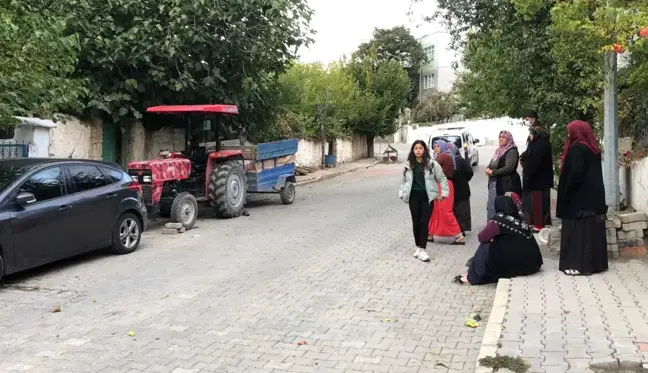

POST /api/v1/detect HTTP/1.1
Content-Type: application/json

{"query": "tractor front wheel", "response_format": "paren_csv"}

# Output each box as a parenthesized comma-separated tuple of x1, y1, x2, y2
(208, 160, 246, 218)
(170, 192, 198, 229)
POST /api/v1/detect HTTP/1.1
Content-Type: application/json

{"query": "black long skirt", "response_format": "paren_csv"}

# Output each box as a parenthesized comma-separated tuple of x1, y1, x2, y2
(467, 243, 496, 285)
(453, 198, 472, 233)
(559, 215, 608, 274)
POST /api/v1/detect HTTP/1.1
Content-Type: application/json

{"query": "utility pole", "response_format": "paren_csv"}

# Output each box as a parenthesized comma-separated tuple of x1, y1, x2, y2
(603, 51, 620, 211)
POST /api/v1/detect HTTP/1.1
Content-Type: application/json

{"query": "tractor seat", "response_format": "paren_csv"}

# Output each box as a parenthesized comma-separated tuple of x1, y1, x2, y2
(187, 146, 207, 163)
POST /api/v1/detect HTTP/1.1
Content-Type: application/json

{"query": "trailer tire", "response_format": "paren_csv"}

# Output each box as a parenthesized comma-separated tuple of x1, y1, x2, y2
(280, 181, 296, 205)
(209, 160, 246, 218)
(170, 192, 198, 229)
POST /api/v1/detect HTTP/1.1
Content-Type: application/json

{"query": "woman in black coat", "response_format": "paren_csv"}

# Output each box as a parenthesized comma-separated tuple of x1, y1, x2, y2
(520, 126, 554, 232)
(557, 120, 608, 276)
(450, 144, 473, 234)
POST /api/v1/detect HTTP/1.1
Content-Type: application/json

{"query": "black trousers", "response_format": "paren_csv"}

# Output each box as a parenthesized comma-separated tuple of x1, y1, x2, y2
(408, 190, 433, 249)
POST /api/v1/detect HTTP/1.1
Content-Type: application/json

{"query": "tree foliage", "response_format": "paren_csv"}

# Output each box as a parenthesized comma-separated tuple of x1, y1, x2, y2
(413, 90, 458, 124)
(432, 0, 648, 143)
(347, 56, 410, 155)
(353, 26, 426, 105)
(274, 62, 361, 140)
(35, 0, 313, 136)
(0, 1, 86, 124)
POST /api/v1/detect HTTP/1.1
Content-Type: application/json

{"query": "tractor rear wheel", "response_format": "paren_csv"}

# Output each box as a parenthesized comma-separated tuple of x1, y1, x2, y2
(208, 160, 246, 218)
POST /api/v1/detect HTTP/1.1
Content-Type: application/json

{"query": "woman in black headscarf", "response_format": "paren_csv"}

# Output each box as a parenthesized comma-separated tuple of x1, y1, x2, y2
(453, 195, 543, 285)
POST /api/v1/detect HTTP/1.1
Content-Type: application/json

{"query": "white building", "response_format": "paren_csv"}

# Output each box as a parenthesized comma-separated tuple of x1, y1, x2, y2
(417, 31, 461, 97)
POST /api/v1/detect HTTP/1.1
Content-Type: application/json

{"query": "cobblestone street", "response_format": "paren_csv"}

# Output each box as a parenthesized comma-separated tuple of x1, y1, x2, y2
(0, 154, 496, 373)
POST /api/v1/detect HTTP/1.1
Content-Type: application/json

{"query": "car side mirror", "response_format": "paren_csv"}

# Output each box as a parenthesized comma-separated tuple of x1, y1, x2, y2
(16, 192, 36, 206)
(473, 139, 480, 144)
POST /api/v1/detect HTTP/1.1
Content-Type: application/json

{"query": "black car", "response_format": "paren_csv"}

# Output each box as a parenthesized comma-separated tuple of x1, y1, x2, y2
(0, 158, 147, 281)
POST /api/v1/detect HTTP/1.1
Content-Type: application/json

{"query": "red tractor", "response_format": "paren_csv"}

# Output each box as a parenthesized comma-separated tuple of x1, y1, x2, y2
(127, 104, 248, 229)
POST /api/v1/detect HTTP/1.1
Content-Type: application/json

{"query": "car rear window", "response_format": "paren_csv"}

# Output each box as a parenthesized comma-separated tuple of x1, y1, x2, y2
(100, 166, 129, 184)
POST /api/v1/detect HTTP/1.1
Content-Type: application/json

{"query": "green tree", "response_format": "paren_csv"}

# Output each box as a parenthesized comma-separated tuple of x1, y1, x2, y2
(413, 90, 458, 124)
(275, 62, 361, 140)
(353, 26, 426, 106)
(347, 56, 410, 156)
(0, 2, 86, 124)
(40, 0, 313, 137)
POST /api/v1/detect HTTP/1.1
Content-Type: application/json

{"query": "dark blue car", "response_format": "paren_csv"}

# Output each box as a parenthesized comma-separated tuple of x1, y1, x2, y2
(0, 158, 147, 281)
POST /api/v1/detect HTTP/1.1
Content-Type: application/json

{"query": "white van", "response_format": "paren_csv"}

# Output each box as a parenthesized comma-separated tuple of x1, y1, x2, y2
(428, 127, 480, 166)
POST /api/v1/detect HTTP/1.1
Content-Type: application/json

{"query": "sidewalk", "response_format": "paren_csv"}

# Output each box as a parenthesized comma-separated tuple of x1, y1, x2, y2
(477, 192, 648, 373)
(295, 158, 380, 186)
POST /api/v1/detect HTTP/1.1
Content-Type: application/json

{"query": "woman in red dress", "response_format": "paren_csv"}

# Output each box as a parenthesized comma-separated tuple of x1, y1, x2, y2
(428, 153, 466, 245)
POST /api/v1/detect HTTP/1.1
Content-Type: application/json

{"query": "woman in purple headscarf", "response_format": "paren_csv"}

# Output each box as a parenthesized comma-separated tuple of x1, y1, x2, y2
(485, 130, 522, 220)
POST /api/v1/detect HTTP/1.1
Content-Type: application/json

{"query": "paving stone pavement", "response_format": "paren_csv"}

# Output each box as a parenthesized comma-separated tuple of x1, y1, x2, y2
(490, 256, 648, 373)
(0, 160, 496, 373)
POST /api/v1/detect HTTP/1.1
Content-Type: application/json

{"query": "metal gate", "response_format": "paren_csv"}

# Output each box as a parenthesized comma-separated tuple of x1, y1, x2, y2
(0, 143, 29, 159)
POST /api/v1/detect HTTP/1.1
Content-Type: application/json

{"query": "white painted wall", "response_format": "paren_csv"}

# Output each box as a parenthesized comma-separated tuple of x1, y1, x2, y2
(13, 126, 50, 157)
(295, 135, 369, 168)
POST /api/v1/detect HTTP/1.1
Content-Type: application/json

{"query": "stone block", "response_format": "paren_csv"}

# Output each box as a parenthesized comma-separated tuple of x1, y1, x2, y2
(619, 211, 648, 224)
(619, 238, 645, 248)
(621, 246, 647, 259)
(618, 355, 643, 369)
(607, 234, 617, 244)
(162, 228, 179, 235)
(622, 221, 648, 231)
(618, 230, 637, 240)
(607, 227, 617, 237)
(165, 222, 184, 229)
(606, 218, 622, 229)
(608, 244, 619, 253)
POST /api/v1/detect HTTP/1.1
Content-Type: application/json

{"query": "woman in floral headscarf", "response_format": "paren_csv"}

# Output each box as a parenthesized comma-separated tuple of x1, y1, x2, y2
(485, 130, 522, 220)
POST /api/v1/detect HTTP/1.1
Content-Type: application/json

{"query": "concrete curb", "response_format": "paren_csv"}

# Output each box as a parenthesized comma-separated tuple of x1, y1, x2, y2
(295, 160, 380, 186)
(475, 278, 510, 373)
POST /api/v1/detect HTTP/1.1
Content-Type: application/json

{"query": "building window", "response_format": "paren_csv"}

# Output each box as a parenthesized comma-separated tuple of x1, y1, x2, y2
(423, 74, 436, 90)
(424, 46, 435, 63)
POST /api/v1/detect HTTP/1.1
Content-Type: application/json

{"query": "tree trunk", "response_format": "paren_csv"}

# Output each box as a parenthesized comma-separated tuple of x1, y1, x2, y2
(367, 135, 375, 158)
(328, 140, 337, 156)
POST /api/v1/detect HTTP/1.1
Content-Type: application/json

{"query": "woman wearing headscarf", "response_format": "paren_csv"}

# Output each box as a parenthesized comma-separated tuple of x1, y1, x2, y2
(433, 139, 456, 168)
(485, 130, 522, 219)
(466, 191, 524, 268)
(454, 195, 543, 285)
(450, 143, 473, 234)
(557, 120, 608, 276)
(427, 153, 465, 244)
(520, 126, 554, 232)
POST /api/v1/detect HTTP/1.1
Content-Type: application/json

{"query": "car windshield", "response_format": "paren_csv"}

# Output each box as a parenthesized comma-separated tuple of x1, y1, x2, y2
(430, 136, 462, 149)
(0, 164, 33, 194)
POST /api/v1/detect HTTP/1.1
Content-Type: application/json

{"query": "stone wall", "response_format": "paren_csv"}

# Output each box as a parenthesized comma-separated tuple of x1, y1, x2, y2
(48, 117, 103, 159)
(606, 212, 648, 259)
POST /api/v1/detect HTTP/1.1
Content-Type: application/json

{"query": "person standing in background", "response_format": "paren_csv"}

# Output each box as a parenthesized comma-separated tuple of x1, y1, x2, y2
(556, 120, 608, 276)
(520, 125, 554, 232)
(485, 131, 522, 219)
(450, 143, 473, 235)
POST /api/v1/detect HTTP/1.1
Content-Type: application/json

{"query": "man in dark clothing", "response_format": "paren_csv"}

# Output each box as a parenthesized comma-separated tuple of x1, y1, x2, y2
(519, 111, 553, 232)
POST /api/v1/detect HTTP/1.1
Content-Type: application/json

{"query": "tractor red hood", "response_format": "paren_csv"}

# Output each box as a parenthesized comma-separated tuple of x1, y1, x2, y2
(128, 158, 191, 182)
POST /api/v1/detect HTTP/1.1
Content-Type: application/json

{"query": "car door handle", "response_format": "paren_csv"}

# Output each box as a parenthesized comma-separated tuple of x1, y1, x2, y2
(104, 193, 118, 199)
(58, 205, 72, 211)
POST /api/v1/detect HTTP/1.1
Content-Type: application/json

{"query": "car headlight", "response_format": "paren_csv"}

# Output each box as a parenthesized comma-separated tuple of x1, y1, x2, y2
(131, 175, 138, 182)
(142, 175, 152, 183)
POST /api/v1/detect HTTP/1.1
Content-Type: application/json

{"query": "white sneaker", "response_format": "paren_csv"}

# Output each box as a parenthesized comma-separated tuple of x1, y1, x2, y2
(413, 248, 421, 259)
(419, 250, 431, 262)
